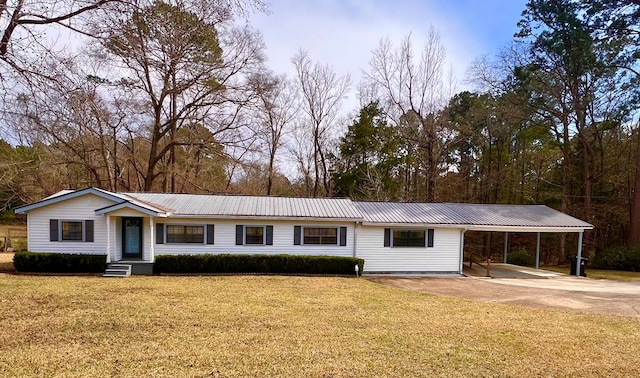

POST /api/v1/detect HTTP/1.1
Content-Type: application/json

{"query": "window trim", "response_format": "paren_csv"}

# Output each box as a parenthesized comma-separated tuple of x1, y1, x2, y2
(302, 226, 339, 246)
(244, 225, 266, 245)
(163, 223, 207, 244)
(384, 228, 434, 248)
(60, 220, 85, 242)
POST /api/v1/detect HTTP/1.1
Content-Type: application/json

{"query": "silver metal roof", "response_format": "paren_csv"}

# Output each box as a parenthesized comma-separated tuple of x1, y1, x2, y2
(354, 202, 593, 229)
(16, 187, 592, 230)
(123, 193, 364, 220)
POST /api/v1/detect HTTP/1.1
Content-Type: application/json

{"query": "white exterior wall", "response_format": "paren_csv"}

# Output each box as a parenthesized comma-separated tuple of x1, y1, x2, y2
(27, 194, 115, 254)
(356, 225, 462, 273)
(154, 219, 355, 257)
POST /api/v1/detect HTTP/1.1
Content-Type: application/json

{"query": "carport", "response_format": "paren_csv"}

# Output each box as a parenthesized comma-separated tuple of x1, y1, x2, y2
(450, 204, 594, 277)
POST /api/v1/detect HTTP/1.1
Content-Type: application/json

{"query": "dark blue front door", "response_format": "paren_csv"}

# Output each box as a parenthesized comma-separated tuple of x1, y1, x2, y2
(122, 217, 143, 258)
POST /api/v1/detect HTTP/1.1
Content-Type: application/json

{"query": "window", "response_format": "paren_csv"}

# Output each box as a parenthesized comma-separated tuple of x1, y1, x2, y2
(62, 221, 84, 241)
(245, 226, 265, 245)
(393, 230, 425, 247)
(166, 225, 205, 244)
(303, 227, 338, 245)
(384, 228, 434, 248)
(50, 219, 94, 242)
(236, 225, 273, 246)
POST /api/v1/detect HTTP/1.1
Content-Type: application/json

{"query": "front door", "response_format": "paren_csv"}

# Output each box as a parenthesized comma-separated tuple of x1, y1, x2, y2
(122, 217, 143, 259)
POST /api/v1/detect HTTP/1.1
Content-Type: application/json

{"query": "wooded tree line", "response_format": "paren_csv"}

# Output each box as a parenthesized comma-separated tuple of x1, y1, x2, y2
(1, 0, 640, 260)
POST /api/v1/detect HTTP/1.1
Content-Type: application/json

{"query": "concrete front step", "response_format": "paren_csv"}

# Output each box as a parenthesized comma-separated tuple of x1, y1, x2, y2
(104, 263, 132, 278)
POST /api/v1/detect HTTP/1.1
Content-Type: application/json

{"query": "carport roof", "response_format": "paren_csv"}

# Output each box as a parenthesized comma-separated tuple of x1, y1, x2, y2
(354, 202, 593, 232)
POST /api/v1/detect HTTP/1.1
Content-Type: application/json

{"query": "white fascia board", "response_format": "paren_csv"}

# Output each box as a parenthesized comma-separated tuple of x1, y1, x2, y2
(15, 187, 125, 214)
(360, 222, 466, 229)
(165, 214, 362, 222)
(95, 201, 166, 217)
(360, 222, 592, 233)
(465, 225, 593, 233)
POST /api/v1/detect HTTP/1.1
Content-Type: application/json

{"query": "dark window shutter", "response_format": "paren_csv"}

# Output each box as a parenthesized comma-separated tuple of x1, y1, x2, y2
(84, 220, 94, 242)
(427, 229, 434, 247)
(206, 224, 215, 245)
(156, 223, 164, 244)
(339, 227, 347, 246)
(236, 225, 244, 245)
(384, 228, 391, 247)
(50, 219, 59, 241)
(266, 226, 273, 245)
(294, 226, 301, 245)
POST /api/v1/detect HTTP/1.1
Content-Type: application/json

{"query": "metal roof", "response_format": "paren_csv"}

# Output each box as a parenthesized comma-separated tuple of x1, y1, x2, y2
(354, 202, 593, 230)
(123, 193, 364, 220)
(16, 187, 593, 230)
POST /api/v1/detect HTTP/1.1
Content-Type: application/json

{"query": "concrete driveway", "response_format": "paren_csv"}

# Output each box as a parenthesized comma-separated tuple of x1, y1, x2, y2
(368, 265, 640, 317)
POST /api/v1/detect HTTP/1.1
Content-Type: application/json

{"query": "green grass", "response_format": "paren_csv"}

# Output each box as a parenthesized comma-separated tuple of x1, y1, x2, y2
(544, 266, 640, 281)
(0, 275, 639, 377)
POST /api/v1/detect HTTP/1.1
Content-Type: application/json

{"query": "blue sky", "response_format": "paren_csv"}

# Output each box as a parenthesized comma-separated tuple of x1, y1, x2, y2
(249, 0, 529, 101)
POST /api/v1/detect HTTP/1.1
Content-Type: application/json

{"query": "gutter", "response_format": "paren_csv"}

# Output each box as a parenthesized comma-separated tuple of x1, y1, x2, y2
(459, 228, 467, 274)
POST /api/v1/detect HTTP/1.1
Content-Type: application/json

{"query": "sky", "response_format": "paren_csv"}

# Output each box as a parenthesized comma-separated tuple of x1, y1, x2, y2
(248, 0, 529, 112)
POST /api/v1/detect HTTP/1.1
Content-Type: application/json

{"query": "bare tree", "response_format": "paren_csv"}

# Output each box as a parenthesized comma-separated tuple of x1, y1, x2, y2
(292, 50, 350, 197)
(362, 28, 453, 202)
(100, 1, 265, 191)
(248, 71, 298, 195)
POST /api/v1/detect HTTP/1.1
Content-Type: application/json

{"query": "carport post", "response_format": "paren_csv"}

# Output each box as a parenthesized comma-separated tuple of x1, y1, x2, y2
(535, 232, 541, 269)
(503, 232, 509, 263)
(576, 232, 583, 277)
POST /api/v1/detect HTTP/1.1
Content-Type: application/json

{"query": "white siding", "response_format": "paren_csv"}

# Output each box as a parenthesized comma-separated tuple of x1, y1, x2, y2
(27, 194, 115, 254)
(356, 225, 462, 273)
(153, 219, 355, 257)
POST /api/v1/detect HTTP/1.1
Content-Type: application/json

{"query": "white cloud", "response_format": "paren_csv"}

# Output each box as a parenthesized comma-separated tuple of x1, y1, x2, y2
(249, 0, 488, 114)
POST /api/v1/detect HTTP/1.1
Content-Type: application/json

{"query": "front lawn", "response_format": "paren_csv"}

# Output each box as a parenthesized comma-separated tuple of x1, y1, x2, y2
(0, 275, 638, 377)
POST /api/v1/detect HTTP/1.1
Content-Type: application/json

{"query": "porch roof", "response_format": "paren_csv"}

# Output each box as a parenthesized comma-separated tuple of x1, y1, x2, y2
(354, 202, 593, 232)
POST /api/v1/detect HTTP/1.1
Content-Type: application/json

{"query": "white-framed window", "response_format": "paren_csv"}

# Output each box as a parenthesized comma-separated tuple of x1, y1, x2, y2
(50, 219, 94, 242)
(61, 220, 84, 241)
(166, 225, 205, 244)
(245, 226, 265, 245)
(303, 227, 338, 245)
(384, 228, 434, 248)
(236, 225, 273, 246)
(294, 226, 347, 246)
(392, 230, 425, 247)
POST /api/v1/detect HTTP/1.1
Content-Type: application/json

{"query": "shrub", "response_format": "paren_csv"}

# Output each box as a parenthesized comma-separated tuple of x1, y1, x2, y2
(154, 254, 365, 276)
(507, 247, 535, 267)
(592, 246, 640, 271)
(13, 252, 106, 273)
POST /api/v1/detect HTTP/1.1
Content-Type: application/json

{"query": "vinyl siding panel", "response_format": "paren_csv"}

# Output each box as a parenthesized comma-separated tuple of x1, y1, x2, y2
(153, 219, 355, 257)
(356, 225, 462, 273)
(27, 194, 115, 254)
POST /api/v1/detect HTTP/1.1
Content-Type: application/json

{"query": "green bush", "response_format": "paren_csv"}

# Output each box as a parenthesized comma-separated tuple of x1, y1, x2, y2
(592, 246, 640, 271)
(507, 247, 535, 267)
(154, 254, 365, 276)
(13, 252, 106, 273)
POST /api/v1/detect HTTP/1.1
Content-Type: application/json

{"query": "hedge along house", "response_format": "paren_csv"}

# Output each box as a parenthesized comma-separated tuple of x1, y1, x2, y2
(14, 187, 593, 275)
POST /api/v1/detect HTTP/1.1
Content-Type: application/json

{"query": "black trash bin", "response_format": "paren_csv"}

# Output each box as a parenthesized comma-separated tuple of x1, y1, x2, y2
(569, 256, 589, 277)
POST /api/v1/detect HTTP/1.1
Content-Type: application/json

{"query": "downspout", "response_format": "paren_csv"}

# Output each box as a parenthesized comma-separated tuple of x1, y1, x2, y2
(352, 222, 359, 258)
(459, 228, 467, 274)
(106, 214, 111, 263)
(149, 217, 155, 263)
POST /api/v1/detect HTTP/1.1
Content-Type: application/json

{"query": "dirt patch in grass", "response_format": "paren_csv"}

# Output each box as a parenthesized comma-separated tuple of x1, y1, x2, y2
(0, 275, 639, 377)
